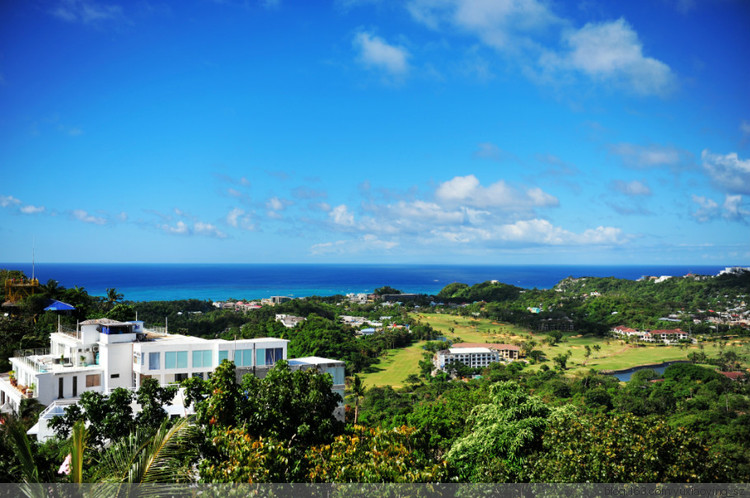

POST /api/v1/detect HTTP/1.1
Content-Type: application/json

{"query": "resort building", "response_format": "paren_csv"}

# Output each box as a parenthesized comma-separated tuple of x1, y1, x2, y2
(611, 326, 690, 344)
(452, 342, 521, 360)
(0, 318, 345, 438)
(434, 347, 500, 371)
(275, 314, 306, 328)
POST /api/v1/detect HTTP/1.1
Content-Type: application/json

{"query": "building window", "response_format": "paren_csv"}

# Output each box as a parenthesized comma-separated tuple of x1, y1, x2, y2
(165, 351, 188, 369)
(237, 349, 253, 367)
(85, 374, 101, 387)
(110, 374, 120, 379)
(174, 373, 188, 382)
(266, 347, 283, 366)
(218, 350, 229, 364)
(149, 352, 160, 371)
(192, 350, 212, 368)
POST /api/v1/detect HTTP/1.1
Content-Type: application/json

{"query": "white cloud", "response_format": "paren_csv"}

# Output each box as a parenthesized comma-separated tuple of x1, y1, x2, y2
(611, 179, 652, 196)
(160, 220, 189, 235)
(722, 195, 749, 222)
(330, 204, 355, 226)
(407, 0, 559, 51)
(51, 0, 124, 24)
(21, 205, 46, 215)
(691, 194, 748, 223)
(195, 222, 227, 238)
(72, 209, 105, 224)
(0, 195, 22, 208)
(311, 234, 398, 255)
(553, 19, 674, 96)
(353, 32, 410, 76)
(609, 143, 689, 169)
(267, 197, 287, 211)
(435, 174, 559, 208)
(226, 207, 255, 230)
(432, 219, 626, 246)
(741, 120, 750, 137)
(473, 142, 504, 161)
(702, 150, 750, 194)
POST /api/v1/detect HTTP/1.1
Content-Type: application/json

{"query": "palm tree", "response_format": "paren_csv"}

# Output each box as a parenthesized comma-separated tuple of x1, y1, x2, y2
(41, 279, 63, 300)
(348, 375, 366, 426)
(93, 418, 197, 484)
(106, 288, 124, 309)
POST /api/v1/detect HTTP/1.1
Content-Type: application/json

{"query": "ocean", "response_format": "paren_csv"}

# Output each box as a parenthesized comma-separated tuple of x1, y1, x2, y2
(2, 263, 729, 302)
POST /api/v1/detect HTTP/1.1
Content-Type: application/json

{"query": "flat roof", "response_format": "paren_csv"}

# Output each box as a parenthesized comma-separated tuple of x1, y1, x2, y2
(448, 347, 494, 354)
(289, 356, 344, 366)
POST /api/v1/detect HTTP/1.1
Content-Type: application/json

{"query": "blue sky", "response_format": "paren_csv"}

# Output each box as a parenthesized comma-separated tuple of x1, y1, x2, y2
(1, 0, 749, 265)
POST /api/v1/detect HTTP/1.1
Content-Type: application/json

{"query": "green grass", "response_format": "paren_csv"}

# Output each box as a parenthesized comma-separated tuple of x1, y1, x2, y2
(357, 313, 750, 387)
(359, 340, 429, 389)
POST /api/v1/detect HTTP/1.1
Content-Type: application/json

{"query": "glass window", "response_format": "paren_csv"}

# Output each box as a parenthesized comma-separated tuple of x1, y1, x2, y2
(85, 374, 101, 387)
(149, 352, 160, 370)
(192, 350, 212, 368)
(236, 349, 253, 367)
(256, 348, 265, 366)
(218, 350, 229, 364)
(165, 351, 188, 369)
(265, 347, 283, 366)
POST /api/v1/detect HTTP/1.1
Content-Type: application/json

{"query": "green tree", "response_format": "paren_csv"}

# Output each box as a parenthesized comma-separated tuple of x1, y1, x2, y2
(348, 374, 366, 425)
(446, 381, 567, 482)
(306, 425, 449, 483)
(528, 413, 730, 482)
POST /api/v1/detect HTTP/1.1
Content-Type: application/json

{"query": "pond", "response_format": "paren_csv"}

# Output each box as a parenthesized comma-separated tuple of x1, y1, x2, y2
(610, 361, 689, 382)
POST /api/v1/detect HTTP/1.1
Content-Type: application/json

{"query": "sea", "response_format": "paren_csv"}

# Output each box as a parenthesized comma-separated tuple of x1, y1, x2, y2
(2, 263, 729, 303)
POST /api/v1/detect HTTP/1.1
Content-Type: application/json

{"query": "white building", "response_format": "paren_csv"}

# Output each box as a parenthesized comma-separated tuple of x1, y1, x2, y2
(275, 314, 306, 328)
(0, 318, 346, 438)
(433, 347, 500, 371)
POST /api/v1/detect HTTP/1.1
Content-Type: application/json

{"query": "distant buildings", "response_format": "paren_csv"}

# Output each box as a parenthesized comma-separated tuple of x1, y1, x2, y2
(611, 325, 690, 344)
(433, 342, 521, 372)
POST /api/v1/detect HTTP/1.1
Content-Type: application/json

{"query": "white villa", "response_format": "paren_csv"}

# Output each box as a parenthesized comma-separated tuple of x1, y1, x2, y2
(611, 325, 691, 344)
(0, 318, 345, 439)
(434, 347, 500, 371)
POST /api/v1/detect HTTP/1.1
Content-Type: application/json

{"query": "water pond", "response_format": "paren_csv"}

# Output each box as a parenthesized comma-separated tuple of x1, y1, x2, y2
(609, 361, 689, 382)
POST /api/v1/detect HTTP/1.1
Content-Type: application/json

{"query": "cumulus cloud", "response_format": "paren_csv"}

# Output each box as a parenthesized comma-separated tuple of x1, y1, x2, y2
(353, 32, 410, 76)
(701, 150, 750, 194)
(21, 205, 46, 214)
(691, 194, 748, 223)
(609, 143, 690, 170)
(432, 219, 626, 246)
(266, 197, 288, 211)
(72, 209, 105, 224)
(0, 195, 22, 208)
(550, 19, 674, 96)
(407, 0, 559, 51)
(330, 204, 355, 226)
(611, 179, 651, 196)
(435, 174, 558, 208)
(311, 234, 398, 255)
(722, 195, 750, 222)
(194, 222, 227, 238)
(160, 220, 189, 235)
(51, 0, 124, 24)
(226, 207, 256, 230)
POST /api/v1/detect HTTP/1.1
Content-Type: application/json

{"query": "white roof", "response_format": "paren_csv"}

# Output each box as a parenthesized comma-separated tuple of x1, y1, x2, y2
(289, 356, 344, 366)
(448, 347, 495, 354)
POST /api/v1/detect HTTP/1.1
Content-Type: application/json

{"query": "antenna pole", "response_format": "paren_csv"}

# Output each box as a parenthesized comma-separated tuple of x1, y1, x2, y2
(32, 237, 35, 281)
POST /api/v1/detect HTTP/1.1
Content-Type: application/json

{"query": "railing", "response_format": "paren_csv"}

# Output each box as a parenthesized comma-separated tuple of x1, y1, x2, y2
(57, 327, 79, 339)
(13, 348, 50, 358)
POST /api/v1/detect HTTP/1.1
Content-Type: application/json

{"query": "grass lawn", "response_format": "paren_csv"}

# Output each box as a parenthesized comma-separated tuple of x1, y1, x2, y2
(357, 312, 750, 387)
(359, 340, 429, 389)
